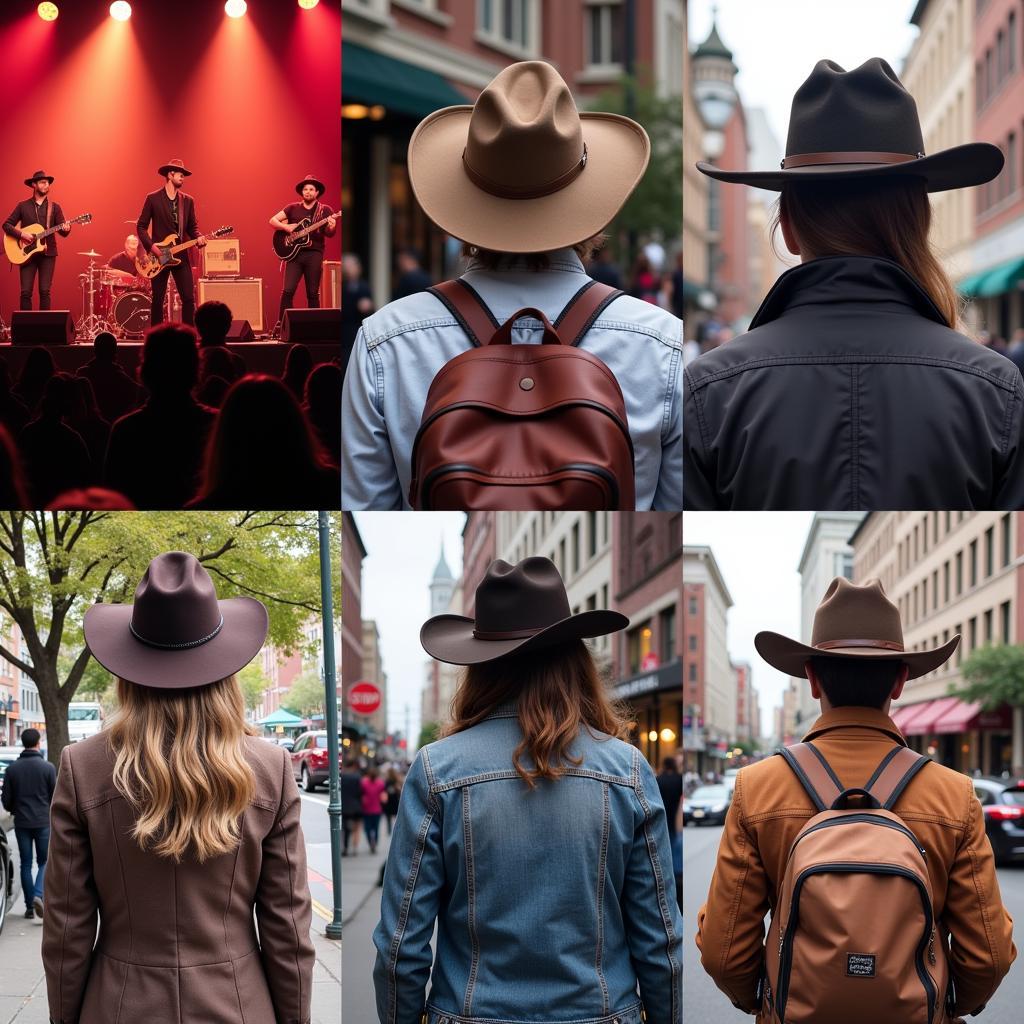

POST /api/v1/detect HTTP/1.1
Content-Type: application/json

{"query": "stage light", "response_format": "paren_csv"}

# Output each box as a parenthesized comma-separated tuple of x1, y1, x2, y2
(109, 1, 132, 20)
(224, 0, 247, 17)
(298, 0, 320, 8)
(37, 3, 59, 20)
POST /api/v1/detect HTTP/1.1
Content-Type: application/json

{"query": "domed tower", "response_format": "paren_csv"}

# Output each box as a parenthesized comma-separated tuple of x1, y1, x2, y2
(429, 541, 456, 616)
(692, 12, 738, 157)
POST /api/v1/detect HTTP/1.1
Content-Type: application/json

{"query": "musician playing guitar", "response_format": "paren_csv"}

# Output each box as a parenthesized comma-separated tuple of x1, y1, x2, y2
(269, 173, 336, 333)
(2, 170, 72, 310)
(136, 158, 206, 325)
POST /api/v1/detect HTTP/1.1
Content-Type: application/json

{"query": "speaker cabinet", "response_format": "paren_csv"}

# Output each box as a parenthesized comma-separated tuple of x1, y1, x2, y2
(281, 307, 341, 343)
(321, 260, 341, 307)
(198, 278, 263, 332)
(226, 319, 254, 342)
(11, 310, 74, 345)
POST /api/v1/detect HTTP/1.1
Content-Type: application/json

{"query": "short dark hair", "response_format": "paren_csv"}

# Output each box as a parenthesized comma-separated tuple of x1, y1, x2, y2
(141, 324, 199, 396)
(195, 300, 233, 344)
(808, 656, 903, 709)
(21, 728, 40, 748)
(661, 757, 679, 773)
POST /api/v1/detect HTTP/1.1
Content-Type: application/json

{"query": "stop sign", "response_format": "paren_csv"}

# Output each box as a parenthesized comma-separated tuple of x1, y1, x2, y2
(348, 681, 381, 715)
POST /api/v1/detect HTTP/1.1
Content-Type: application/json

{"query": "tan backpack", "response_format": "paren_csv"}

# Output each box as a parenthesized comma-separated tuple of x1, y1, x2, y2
(762, 741, 951, 1024)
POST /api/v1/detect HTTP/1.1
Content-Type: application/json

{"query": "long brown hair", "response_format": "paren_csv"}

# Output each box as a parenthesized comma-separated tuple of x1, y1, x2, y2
(773, 177, 961, 330)
(444, 640, 632, 787)
(107, 676, 260, 863)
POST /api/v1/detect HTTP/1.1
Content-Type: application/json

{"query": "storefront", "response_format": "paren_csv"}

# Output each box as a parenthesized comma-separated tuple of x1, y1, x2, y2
(959, 256, 1024, 341)
(614, 661, 683, 769)
(892, 698, 1014, 775)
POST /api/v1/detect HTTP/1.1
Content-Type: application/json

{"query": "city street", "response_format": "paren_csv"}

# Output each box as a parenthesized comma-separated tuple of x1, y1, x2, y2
(684, 823, 1024, 1023)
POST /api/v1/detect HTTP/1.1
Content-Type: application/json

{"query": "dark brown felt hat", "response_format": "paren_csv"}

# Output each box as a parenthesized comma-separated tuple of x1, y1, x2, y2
(755, 576, 959, 681)
(158, 158, 192, 177)
(698, 58, 1003, 193)
(295, 173, 326, 196)
(24, 170, 55, 187)
(84, 551, 268, 689)
(421, 556, 628, 666)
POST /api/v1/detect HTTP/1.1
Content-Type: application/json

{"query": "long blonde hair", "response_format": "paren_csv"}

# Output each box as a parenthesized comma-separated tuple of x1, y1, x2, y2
(107, 675, 259, 863)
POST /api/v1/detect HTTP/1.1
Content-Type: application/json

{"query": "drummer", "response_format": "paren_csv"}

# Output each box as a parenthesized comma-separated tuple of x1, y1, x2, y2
(107, 234, 141, 277)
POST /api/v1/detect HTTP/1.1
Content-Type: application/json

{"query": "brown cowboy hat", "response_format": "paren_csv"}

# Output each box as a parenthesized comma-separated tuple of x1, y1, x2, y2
(421, 556, 628, 666)
(295, 173, 326, 196)
(84, 551, 268, 689)
(408, 60, 650, 253)
(698, 58, 1002, 193)
(24, 170, 55, 187)
(158, 158, 192, 177)
(755, 576, 959, 681)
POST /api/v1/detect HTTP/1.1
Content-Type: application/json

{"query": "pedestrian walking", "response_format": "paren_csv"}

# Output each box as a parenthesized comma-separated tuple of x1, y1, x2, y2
(684, 57, 1023, 510)
(373, 556, 682, 1024)
(697, 577, 1017, 1023)
(0, 727, 55, 921)
(360, 763, 386, 854)
(42, 551, 315, 1024)
(341, 756, 364, 855)
(383, 766, 403, 835)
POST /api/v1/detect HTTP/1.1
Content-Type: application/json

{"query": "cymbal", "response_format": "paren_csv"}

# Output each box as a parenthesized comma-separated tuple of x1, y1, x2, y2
(77, 249, 104, 257)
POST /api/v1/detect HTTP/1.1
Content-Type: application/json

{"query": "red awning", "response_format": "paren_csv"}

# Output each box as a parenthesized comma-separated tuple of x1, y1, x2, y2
(931, 699, 982, 735)
(901, 696, 961, 736)
(889, 705, 917, 730)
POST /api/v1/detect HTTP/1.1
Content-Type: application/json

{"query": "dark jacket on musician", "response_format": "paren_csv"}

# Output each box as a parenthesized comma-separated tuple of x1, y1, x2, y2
(3, 198, 71, 256)
(136, 189, 199, 257)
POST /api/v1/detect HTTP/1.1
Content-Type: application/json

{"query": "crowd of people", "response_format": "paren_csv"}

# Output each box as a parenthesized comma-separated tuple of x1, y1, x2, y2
(0, 299, 341, 509)
(340, 759, 404, 857)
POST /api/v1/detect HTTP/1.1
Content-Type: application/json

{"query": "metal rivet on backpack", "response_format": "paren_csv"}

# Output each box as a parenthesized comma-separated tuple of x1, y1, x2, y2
(520, 377, 535, 391)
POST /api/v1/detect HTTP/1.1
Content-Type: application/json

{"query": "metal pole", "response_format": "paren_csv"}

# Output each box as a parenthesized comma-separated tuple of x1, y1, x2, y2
(318, 511, 343, 940)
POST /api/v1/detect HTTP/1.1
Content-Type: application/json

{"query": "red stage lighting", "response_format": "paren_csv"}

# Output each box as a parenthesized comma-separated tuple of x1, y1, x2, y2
(224, 0, 248, 17)
(109, 2, 132, 20)
(37, 3, 58, 21)
(298, 0, 320, 8)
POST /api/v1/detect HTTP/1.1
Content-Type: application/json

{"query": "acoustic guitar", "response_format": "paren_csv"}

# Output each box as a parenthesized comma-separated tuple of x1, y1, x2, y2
(272, 213, 335, 261)
(136, 225, 233, 279)
(4, 213, 93, 265)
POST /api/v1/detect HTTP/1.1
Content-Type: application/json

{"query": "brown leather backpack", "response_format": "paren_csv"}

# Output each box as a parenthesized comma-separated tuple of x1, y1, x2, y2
(408, 279, 635, 510)
(761, 741, 951, 1024)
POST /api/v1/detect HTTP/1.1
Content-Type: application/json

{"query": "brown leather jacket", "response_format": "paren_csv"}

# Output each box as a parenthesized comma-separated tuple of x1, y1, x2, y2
(696, 707, 1016, 1020)
(42, 732, 315, 1024)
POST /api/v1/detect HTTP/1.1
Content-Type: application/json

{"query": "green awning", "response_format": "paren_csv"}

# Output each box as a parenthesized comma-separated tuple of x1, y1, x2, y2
(681, 277, 706, 300)
(258, 708, 305, 726)
(958, 256, 1024, 298)
(343, 41, 469, 119)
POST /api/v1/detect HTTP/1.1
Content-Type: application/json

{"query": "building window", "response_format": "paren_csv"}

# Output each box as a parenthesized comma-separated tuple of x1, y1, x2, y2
(660, 607, 676, 664)
(1002, 513, 1012, 566)
(984, 608, 994, 645)
(572, 523, 580, 576)
(970, 539, 978, 587)
(587, 511, 597, 558)
(585, 0, 625, 68)
(477, 0, 535, 53)
(944, 561, 950, 604)
(602, 583, 608, 610)
(969, 616, 977, 652)
(627, 621, 653, 673)
(688, 596, 698, 616)
(688, 663, 697, 682)
(1001, 600, 1012, 643)
(985, 526, 994, 577)
(956, 550, 963, 594)
(954, 622, 962, 665)
(1008, 131, 1017, 199)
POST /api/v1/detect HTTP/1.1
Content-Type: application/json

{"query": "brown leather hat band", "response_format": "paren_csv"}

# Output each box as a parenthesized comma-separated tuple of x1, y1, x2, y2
(472, 626, 543, 640)
(815, 638, 905, 652)
(782, 150, 923, 169)
(462, 144, 588, 199)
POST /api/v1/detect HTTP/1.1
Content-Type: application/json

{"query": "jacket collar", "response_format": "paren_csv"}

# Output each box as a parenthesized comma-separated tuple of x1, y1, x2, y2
(749, 255, 947, 330)
(18, 748, 42, 758)
(802, 705, 906, 746)
(483, 700, 519, 720)
(465, 247, 586, 275)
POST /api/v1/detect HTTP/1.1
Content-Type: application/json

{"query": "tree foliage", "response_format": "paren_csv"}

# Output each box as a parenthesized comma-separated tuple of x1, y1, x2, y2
(958, 644, 1024, 708)
(418, 721, 441, 750)
(282, 669, 326, 718)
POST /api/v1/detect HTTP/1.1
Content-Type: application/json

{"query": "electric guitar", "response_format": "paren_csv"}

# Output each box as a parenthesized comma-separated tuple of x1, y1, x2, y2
(4, 213, 92, 265)
(272, 212, 335, 261)
(136, 225, 233, 279)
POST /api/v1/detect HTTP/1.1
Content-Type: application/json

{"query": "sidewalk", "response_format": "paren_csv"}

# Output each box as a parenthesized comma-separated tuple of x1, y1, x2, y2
(342, 825, 391, 929)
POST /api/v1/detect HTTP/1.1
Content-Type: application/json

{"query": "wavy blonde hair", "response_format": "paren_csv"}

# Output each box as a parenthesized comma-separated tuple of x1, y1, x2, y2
(107, 675, 259, 863)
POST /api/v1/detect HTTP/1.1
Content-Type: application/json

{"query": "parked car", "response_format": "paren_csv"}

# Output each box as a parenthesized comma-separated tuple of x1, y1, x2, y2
(276, 737, 295, 752)
(68, 701, 104, 742)
(0, 821, 13, 936)
(973, 776, 1024, 865)
(723, 767, 740, 792)
(683, 784, 732, 826)
(289, 731, 341, 792)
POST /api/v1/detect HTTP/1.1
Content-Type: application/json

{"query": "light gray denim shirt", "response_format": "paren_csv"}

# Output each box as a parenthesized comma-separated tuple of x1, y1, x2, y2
(341, 249, 683, 510)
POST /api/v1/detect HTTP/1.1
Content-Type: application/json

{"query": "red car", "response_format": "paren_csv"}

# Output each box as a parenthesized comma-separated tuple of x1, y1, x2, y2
(289, 731, 341, 792)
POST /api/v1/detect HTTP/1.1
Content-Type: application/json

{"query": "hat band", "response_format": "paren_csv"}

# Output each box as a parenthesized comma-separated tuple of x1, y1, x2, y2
(814, 638, 905, 652)
(782, 150, 924, 170)
(473, 626, 543, 640)
(462, 144, 588, 200)
(130, 615, 224, 650)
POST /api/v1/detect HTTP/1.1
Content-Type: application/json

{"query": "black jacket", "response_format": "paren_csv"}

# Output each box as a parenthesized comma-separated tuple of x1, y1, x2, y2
(0, 748, 56, 829)
(684, 256, 1024, 510)
(3, 198, 70, 255)
(136, 187, 199, 255)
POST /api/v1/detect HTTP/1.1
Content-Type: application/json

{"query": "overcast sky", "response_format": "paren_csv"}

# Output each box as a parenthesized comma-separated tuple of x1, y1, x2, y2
(685, 512, 816, 738)
(689, 0, 920, 154)
(353, 512, 466, 743)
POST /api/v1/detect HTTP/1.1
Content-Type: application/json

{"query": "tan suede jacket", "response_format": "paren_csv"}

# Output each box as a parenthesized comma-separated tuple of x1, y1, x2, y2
(696, 707, 1016, 1020)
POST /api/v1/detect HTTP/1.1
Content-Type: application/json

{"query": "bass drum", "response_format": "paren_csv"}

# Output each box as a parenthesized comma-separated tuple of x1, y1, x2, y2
(113, 290, 151, 337)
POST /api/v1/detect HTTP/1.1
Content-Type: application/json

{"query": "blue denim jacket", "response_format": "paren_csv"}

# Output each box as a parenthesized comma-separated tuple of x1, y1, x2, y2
(372, 709, 683, 1024)
(342, 250, 683, 511)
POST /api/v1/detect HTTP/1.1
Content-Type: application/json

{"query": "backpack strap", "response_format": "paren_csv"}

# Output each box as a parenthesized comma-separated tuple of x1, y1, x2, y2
(775, 741, 844, 812)
(427, 279, 499, 348)
(863, 744, 930, 810)
(553, 280, 623, 346)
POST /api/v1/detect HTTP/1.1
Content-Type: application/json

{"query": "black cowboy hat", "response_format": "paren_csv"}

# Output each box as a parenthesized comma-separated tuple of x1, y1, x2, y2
(698, 58, 1003, 193)
(24, 170, 55, 187)
(421, 556, 628, 666)
(295, 173, 326, 196)
(158, 158, 192, 177)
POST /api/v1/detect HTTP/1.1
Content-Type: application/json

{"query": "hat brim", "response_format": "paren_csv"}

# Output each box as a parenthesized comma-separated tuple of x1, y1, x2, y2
(25, 177, 54, 187)
(697, 142, 1004, 194)
(158, 165, 192, 177)
(408, 107, 650, 253)
(421, 609, 629, 666)
(296, 179, 326, 195)
(84, 597, 268, 689)
(754, 630, 960, 681)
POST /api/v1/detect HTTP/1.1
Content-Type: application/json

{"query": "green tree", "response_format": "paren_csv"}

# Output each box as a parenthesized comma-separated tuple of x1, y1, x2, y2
(282, 669, 326, 718)
(418, 721, 441, 750)
(958, 645, 1024, 707)
(238, 662, 272, 713)
(0, 511, 340, 763)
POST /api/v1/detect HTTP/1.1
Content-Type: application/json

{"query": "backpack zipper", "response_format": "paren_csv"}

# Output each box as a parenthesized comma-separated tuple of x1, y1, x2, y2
(419, 462, 620, 509)
(775, 861, 936, 1024)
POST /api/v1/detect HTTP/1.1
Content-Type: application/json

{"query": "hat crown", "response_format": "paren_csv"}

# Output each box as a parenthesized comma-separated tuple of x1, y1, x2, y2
(465, 61, 584, 194)
(129, 552, 223, 648)
(786, 58, 924, 159)
(810, 576, 904, 649)
(473, 556, 571, 636)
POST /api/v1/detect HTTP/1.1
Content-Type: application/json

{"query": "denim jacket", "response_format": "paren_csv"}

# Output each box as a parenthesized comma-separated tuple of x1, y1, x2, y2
(372, 709, 683, 1024)
(342, 249, 683, 511)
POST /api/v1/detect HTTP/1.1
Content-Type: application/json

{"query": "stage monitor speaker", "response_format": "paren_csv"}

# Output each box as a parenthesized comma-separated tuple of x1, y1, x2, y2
(282, 307, 341, 343)
(322, 260, 340, 307)
(198, 278, 263, 331)
(11, 311, 74, 346)
(226, 319, 254, 342)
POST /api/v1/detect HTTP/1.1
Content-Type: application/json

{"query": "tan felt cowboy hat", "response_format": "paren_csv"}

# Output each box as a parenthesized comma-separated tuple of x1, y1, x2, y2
(408, 60, 650, 253)
(755, 576, 959, 681)
(421, 556, 628, 666)
(84, 551, 268, 689)
(698, 58, 1002, 193)
(24, 170, 55, 187)
(158, 158, 192, 177)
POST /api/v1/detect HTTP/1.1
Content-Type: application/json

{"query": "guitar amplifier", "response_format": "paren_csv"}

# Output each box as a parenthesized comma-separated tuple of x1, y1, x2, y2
(321, 260, 341, 307)
(198, 278, 263, 331)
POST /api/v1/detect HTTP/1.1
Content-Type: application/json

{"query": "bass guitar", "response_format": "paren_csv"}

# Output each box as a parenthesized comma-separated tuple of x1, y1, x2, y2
(272, 212, 335, 261)
(4, 213, 93, 265)
(136, 225, 233, 279)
